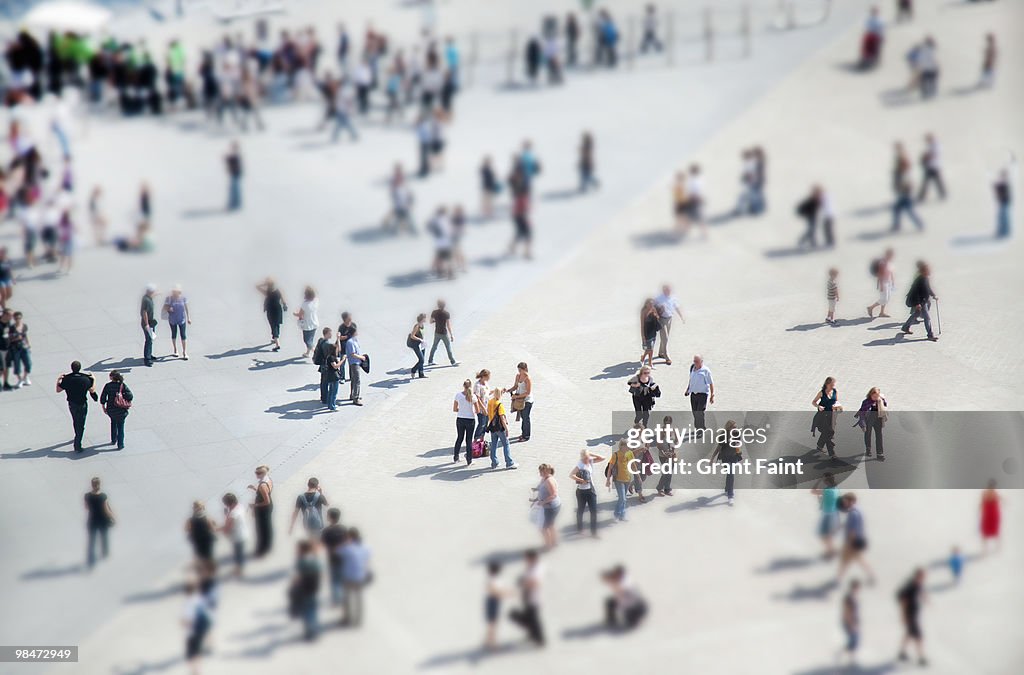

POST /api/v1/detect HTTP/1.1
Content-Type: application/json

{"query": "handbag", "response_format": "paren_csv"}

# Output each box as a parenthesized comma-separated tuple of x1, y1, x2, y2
(511, 397, 526, 412)
(114, 384, 132, 409)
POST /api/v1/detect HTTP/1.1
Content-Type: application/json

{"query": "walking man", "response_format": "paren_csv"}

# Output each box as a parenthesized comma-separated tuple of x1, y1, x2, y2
(994, 168, 1012, 239)
(140, 283, 157, 367)
(897, 568, 928, 666)
(684, 354, 714, 431)
(901, 261, 938, 342)
(226, 141, 243, 211)
(57, 361, 96, 452)
(313, 327, 335, 404)
(917, 134, 945, 202)
(891, 171, 924, 232)
(344, 327, 366, 405)
(84, 477, 115, 567)
(796, 186, 823, 248)
(654, 285, 684, 365)
(427, 299, 457, 366)
(340, 528, 372, 627)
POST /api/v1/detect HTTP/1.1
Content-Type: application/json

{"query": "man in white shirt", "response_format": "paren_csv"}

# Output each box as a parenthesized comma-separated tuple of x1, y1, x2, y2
(684, 354, 714, 430)
(653, 285, 684, 364)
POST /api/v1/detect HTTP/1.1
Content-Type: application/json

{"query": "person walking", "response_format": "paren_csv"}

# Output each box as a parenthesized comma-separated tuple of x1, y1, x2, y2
(99, 370, 132, 449)
(628, 365, 661, 427)
(292, 540, 322, 641)
(321, 508, 348, 607)
(289, 477, 329, 537)
(225, 141, 243, 210)
(473, 369, 491, 441)
(655, 415, 676, 496)
(710, 420, 743, 506)
(917, 134, 945, 202)
(140, 283, 158, 367)
(385, 164, 415, 234)
(994, 169, 1011, 239)
(57, 360, 96, 452)
(337, 312, 357, 385)
(855, 387, 887, 459)
(331, 77, 359, 143)
(84, 477, 115, 568)
(407, 313, 427, 379)
(897, 568, 928, 666)
(220, 493, 248, 577)
(163, 285, 191, 360)
(796, 185, 822, 248)
(0, 247, 14, 310)
(837, 493, 875, 583)
(812, 472, 841, 558)
(509, 549, 545, 646)
(483, 561, 511, 651)
(673, 171, 690, 233)
(980, 480, 1002, 554)
(0, 309, 14, 390)
(248, 465, 274, 558)
(186, 501, 217, 562)
(7, 311, 31, 387)
(578, 131, 599, 193)
(508, 362, 533, 442)
(916, 36, 939, 98)
(979, 33, 997, 88)
(257, 278, 287, 352)
(182, 579, 213, 675)
(639, 298, 660, 369)
(427, 299, 457, 366)
(533, 465, 561, 550)
(841, 580, 861, 666)
(866, 248, 895, 318)
(453, 379, 477, 465)
(811, 377, 842, 458)
(480, 156, 501, 220)
(569, 449, 604, 538)
(340, 528, 372, 627)
(654, 284, 684, 364)
(901, 261, 938, 341)
(487, 386, 516, 470)
(294, 286, 320, 359)
(606, 440, 635, 522)
(684, 354, 714, 430)
(344, 327, 367, 405)
(825, 268, 840, 324)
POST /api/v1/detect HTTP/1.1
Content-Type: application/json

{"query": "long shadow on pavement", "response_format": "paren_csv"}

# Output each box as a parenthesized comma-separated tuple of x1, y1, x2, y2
(755, 555, 826, 574)
(773, 577, 839, 602)
(591, 361, 637, 380)
(632, 230, 682, 249)
(86, 356, 147, 372)
(250, 356, 306, 371)
(863, 334, 931, 347)
(110, 653, 183, 675)
(20, 563, 84, 580)
(265, 400, 333, 420)
(206, 345, 269, 360)
(665, 494, 728, 513)
(419, 642, 532, 669)
(2, 442, 120, 460)
(764, 245, 826, 259)
(794, 662, 896, 675)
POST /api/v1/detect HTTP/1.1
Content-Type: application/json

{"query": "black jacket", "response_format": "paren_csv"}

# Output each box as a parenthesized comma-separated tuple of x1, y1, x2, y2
(905, 274, 934, 307)
(100, 381, 133, 417)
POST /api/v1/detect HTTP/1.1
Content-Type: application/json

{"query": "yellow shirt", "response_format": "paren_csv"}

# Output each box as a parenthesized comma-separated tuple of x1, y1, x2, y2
(487, 399, 506, 423)
(610, 449, 636, 483)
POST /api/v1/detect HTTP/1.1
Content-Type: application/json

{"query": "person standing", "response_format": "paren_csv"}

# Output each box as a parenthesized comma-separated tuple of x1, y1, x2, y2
(473, 369, 491, 441)
(340, 528, 372, 627)
(812, 472, 841, 558)
(487, 387, 516, 470)
(811, 377, 842, 458)
(639, 298, 660, 369)
(917, 134, 945, 202)
(892, 165, 925, 233)
(639, 4, 663, 52)
(994, 169, 1011, 239)
(479, 156, 501, 220)
(654, 284, 684, 364)
(293, 540, 322, 641)
(407, 313, 427, 379)
(980, 480, 1002, 554)
(606, 440, 635, 522)
(99, 370, 132, 449)
(257, 278, 287, 352)
(0, 308, 12, 390)
(337, 312, 356, 384)
(673, 171, 690, 233)
(186, 501, 217, 562)
(294, 286, 320, 359)
(483, 561, 511, 650)
(140, 283, 158, 367)
(7, 311, 31, 387)
(510, 550, 545, 646)
(867, 248, 895, 318)
(569, 449, 604, 538)
(628, 366, 661, 427)
(248, 465, 274, 558)
(841, 580, 861, 666)
(453, 379, 477, 465)
(182, 579, 212, 675)
(917, 36, 939, 98)
(163, 284, 191, 360)
(825, 268, 840, 324)
(855, 387, 887, 459)
(897, 568, 928, 666)
(344, 327, 367, 405)
(313, 328, 336, 404)
(533, 465, 561, 550)
(220, 493, 248, 577)
(684, 354, 714, 430)
(321, 508, 348, 607)
(979, 33, 997, 88)
(796, 185, 822, 248)
(684, 164, 707, 238)
(508, 362, 533, 442)
(578, 131, 599, 193)
(427, 299, 457, 366)
(225, 141, 243, 211)
(289, 477, 329, 537)
(56, 360, 96, 452)
(901, 261, 938, 341)
(655, 415, 676, 496)
(837, 493, 875, 583)
(84, 477, 115, 568)
(321, 343, 341, 411)
(0, 247, 14, 310)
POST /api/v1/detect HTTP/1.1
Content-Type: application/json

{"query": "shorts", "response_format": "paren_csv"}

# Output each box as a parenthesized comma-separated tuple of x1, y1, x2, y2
(60, 239, 73, 256)
(542, 504, 560, 528)
(905, 614, 921, 639)
(436, 248, 452, 261)
(642, 337, 655, 351)
(485, 596, 500, 623)
(268, 320, 281, 339)
(674, 202, 688, 216)
(0, 279, 11, 289)
(688, 201, 703, 221)
(170, 323, 187, 340)
(828, 299, 837, 313)
(24, 229, 37, 254)
(818, 512, 838, 537)
(851, 536, 868, 552)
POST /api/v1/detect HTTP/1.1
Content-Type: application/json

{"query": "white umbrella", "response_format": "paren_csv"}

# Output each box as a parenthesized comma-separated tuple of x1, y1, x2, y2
(23, 1, 113, 34)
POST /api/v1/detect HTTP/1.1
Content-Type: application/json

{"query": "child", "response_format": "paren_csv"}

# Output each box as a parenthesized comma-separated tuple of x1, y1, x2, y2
(484, 561, 508, 650)
(949, 546, 963, 584)
(826, 268, 840, 324)
(841, 579, 860, 664)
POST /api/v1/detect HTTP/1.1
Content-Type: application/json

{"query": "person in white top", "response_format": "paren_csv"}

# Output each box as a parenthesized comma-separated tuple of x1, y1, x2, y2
(683, 164, 708, 239)
(684, 354, 715, 430)
(453, 379, 477, 465)
(472, 369, 491, 440)
(295, 286, 320, 358)
(653, 284, 685, 364)
(867, 248, 895, 318)
(219, 492, 249, 577)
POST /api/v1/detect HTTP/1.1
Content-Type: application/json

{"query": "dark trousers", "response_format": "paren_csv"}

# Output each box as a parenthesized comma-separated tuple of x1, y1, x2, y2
(633, 403, 650, 427)
(918, 168, 946, 200)
(605, 597, 648, 629)
(143, 327, 154, 364)
(319, 373, 329, 404)
(863, 419, 884, 456)
(511, 603, 545, 645)
(69, 401, 88, 450)
(798, 215, 817, 247)
(109, 413, 126, 447)
(409, 344, 424, 377)
(86, 523, 109, 567)
(815, 413, 836, 455)
(576, 488, 598, 535)
(454, 417, 476, 461)
(418, 142, 430, 177)
(656, 470, 673, 493)
(690, 393, 708, 430)
(892, 195, 924, 231)
(254, 505, 273, 556)
(520, 401, 533, 439)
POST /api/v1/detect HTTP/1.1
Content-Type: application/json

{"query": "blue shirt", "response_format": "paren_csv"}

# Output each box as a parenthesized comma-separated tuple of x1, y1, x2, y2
(845, 507, 865, 538)
(687, 366, 713, 394)
(344, 337, 361, 358)
(165, 296, 187, 325)
(340, 542, 371, 583)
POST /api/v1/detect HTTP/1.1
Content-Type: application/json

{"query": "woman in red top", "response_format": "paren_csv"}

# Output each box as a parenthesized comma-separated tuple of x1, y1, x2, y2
(980, 480, 1001, 555)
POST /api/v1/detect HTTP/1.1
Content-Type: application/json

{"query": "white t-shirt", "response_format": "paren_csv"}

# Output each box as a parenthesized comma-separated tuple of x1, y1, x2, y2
(454, 391, 475, 418)
(225, 504, 249, 543)
(298, 298, 320, 331)
(524, 563, 543, 606)
(575, 460, 598, 491)
(654, 293, 678, 319)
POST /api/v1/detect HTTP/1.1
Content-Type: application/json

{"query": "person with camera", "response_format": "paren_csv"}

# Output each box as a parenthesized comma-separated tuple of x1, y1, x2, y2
(99, 370, 133, 449)
(56, 360, 96, 452)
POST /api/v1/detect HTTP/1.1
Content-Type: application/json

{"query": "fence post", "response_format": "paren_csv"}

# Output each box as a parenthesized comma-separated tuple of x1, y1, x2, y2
(666, 9, 675, 66)
(741, 5, 751, 59)
(703, 8, 713, 63)
(506, 29, 518, 87)
(627, 15, 636, 69)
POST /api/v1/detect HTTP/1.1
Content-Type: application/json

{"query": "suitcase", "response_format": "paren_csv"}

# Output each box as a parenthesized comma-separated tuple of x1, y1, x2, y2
(471, 438, 489, 458)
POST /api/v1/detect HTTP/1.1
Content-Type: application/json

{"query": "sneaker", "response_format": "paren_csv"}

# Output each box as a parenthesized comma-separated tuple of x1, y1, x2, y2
(182, 355, 189, 360)
(865, 449, 873, 458)
(427, 361, 435, 366)
(23, 377, 31, 386)
(2, 383, 12, 391)
(506, 464, 519, 470)
(727, 497, 735, 506)
(171, 352, 179, 358)
(901, 328, 913, 335)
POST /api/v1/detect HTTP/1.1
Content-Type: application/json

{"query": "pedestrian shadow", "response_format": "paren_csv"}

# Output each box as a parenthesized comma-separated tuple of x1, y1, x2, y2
(228, 622, 289, 641)
(349, 224, 415, 244)
(851, 228, 899, 242)
(867, 321, 901, 330)
(755, 555, 824, 574)
(418, 446, 452, 458)
(433, 464, 494, 481)
(863, 333, 929, 347)
(286, 383, 319, 393)
(849, 203, 892, 218)
(181, 207, 228, 219)
(558, 518, 617, 538)
(763, 245, 828, 259)
(793, 662, 897, 675)
(110, 653, 183, 675)
(831, 317, 873, 328)
(773, 577, 839, 602)
(293, 140, 339, 151)
(386, 270, 450, 288)
(2, 442, 119, 460)
(471, 254, 516, 269)
(86, 356, 147, 372)
(250, 356, 305, 371)
(587, 434, 621, 447)
(665, 494, 727, 513)
(471, 548, 531, 566)
(123, 582, 185, 604)
(20, 562, 84, 580)
(14, 269, 60, 282)
(591, 361, 638, 380)
(206, 345, 269, 360)
(370, 376, 412, 389)
(879, 88, 927, 108)
(265, 400, 332, 420)
(786, 322, 827, 332)
(950, 233, 1001, 247)
(540, 187, 583, 201)
(419, 642, 529, 669)
(238, 568, 290, 585)
(395, 462, 455, 479)
(632, 230, 682, 249)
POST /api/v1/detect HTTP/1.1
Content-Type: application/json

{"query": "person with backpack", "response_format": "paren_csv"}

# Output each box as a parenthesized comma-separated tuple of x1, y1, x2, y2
(487, 386, 517, 470)
(901, 261, 938, 341)
(289, 477, 329, 537)
(99, 370, 133, 449)
(897, 568, 928, 666)
(606, 440, 636, 522)
(186, 501, 217, 562)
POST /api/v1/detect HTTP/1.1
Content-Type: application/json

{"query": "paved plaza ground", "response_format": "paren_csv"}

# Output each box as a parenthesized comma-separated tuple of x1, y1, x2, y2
(1, 1, 1023, 674)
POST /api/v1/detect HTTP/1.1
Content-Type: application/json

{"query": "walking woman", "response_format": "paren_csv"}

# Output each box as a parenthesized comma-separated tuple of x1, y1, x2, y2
(811, 377, 842, 458)
(85, 477, 115, 568)
(480, 156, 501, 219)
(257, 278, 287, 352)
(453, 379, 477, 464)
(186, 500, 217, 562)
(248, 465, 274, 558)
(673, 170, 690, 232)
(628, 365, 661, 427)
(811, 472, 840, 558)
(99, 370, 132, 449)
(569, 449, 605, 537)
(508, 362, 533, 442)
(711, 420, 743, 506)
(294, 286, 320, 358)
(854, 387, 887, 460)
(163, 285, 191, 360)
(606, 440, 635, 522)
(533, 464, 561, 550)
(639, 298, 660, 369)
(980, 480, 1001, 555)
(472, 369, 491, 440)
(655, 415, 676, 496)
(407, 313, 427, 379)
(578, 131, 599, 193)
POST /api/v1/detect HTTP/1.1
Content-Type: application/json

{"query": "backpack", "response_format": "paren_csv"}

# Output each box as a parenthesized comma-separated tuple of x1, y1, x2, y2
(302, 493, 323, 531)
(312, 339, 326, 366)
(869, 258, 881, 277)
